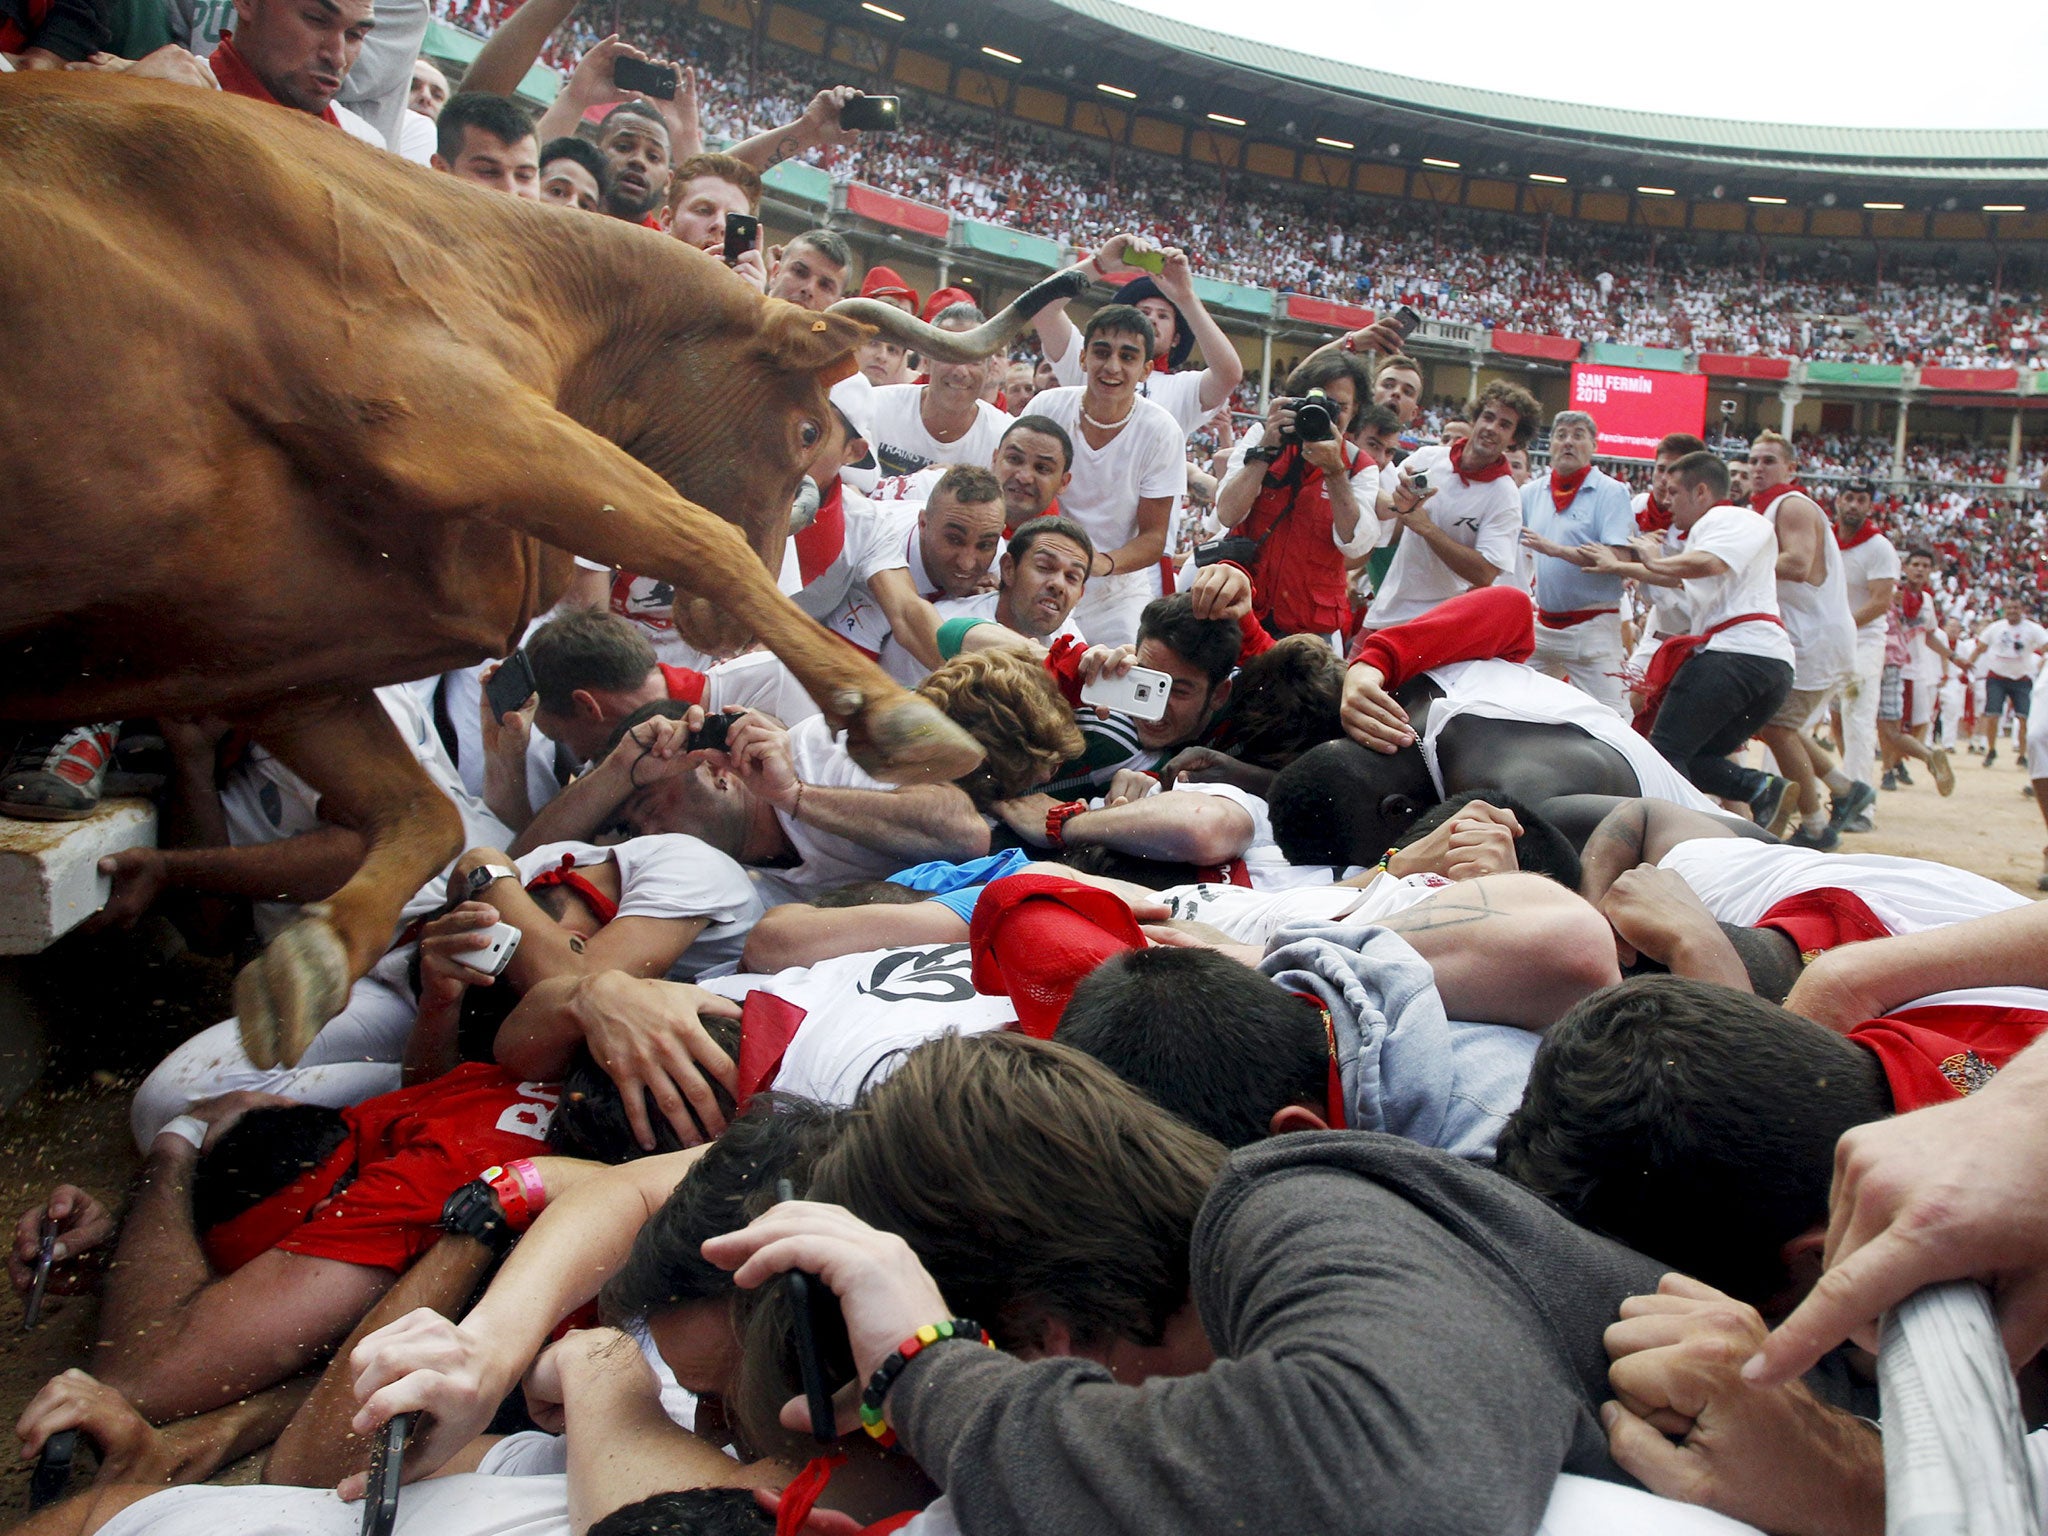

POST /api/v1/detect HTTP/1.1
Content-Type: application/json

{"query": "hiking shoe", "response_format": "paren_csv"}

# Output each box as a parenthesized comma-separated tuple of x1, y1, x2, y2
(1826, 780, 1877, 833)
(1749, 773, 1799, 836)
(1880, 770, 1898, 791)
(1930, 749, 1955, 797)
(0, 722, 121, 820)
(1788, 822, 1841, 851)
(1895, 763, 1915, 786)
(1843, 810, 1876, 833)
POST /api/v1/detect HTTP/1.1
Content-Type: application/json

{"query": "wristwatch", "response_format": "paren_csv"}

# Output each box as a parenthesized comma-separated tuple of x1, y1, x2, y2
(440, 1179, 516, 1256)
(464, 863, 521, 901)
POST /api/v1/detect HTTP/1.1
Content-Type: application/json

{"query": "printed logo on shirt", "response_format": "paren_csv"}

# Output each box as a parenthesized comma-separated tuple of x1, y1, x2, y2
(858, 944, 976, 1004)
(1939, 1049, 1997, 1097)
(495, 1081, 563, 1141)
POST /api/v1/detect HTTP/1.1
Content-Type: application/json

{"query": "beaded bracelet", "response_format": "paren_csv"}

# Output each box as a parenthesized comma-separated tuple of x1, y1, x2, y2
(858, 1319, 994, 1445)
(1372, 846, 1400, 875)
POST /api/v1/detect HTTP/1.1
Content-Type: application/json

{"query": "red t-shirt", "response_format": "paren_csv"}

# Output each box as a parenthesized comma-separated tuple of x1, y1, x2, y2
(1850, 1003, 2048, 1113)
(275, 1064, 561, 1272)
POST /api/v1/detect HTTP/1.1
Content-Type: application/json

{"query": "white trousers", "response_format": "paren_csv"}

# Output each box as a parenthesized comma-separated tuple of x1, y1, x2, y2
(1841, 632, 1885, 790)
(1530, 612, 1630, 719)
(1071, 567, 1160, 647)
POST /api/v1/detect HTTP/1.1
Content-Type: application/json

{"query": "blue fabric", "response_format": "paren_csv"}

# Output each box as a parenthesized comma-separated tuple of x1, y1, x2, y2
(889, 847, 1032, 894)
(1519, 467, 1637, 613)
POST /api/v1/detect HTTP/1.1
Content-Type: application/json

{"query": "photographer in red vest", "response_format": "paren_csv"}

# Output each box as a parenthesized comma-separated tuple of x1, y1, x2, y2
(1210, 353, 1399, 640)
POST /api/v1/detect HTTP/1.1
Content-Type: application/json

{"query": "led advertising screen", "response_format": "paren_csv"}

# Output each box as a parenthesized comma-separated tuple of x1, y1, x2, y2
(1567, 364, 1708, 461)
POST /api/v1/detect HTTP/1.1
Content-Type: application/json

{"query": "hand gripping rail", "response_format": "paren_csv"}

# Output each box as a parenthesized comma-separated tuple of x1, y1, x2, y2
(1880, 1282, 2038, 1535)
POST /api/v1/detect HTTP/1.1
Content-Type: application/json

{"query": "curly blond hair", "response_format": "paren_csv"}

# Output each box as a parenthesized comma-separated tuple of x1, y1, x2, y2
(917, 649, 1084, 806)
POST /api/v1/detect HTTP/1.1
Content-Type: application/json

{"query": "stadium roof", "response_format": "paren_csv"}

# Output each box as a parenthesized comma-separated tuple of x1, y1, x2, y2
(887, 0, 2048, 187)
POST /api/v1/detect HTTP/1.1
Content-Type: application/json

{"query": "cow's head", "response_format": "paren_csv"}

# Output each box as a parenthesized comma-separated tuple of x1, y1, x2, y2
(594, 261, 1086, 654)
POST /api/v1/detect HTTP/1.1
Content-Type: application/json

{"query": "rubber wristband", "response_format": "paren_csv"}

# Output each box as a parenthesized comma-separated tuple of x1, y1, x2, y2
(1045, 799, 1089, 848)
(481, 1159, 547, 1231)
(157, 1114, 207, 1151)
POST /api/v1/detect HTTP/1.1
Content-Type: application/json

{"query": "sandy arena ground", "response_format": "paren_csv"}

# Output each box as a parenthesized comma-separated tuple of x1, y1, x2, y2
(0, 741, 2038, 1517)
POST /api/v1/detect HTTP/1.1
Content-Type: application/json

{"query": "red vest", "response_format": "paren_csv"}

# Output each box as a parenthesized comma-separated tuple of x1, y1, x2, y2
(1240, 443, 1367, 636)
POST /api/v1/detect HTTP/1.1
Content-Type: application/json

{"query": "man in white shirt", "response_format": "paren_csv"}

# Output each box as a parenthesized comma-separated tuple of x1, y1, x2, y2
(1587, 452, 1797, 829)
(1031, 236, 1245, 436)
(1975, 596, 2048, 766)
(1029, 308, 1190, 646)
(1748, 432, 1860, 849)
(1361, 381, 1536, 632)
(867, 304, 1014, 478)
(1831, 477, 1899, 829)
(1515, 410, 1638, 717)
(913, 514, 1094, 663)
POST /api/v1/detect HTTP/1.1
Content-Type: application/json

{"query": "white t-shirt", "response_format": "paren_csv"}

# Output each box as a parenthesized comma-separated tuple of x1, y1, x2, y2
(1978, 618, 2048, 679)
(818, 500, 929, 660)
(1224, 425, 1382, 560)
(1759, 490, 1856, 693)
(699, 942, 1015, 1104)
(334, 101, 387, 148)
(753, 715, 919, 902)
(395, 107, 436, 165)
(1659, 838, 2027, 933)
(1047, 348, 1214, 434)
(867, 386, 1012, 480)
(1837, 530, 1901, 645)
(1157, 870, 1449, 949)
(517, 836, 764, 975)
(701, 649, 823, 726)
(885, 589, 1083, 685)
(1421, 659, 1718, 813)
(1630, 494, 1692, 639)
(1026, 386, 1188, 554)
(1363, 444, 1522, 630)
(1675, 505, 1796, 665)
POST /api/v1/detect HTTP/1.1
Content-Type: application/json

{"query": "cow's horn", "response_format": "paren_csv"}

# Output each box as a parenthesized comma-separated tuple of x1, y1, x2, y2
(827, 269, 1088, 362)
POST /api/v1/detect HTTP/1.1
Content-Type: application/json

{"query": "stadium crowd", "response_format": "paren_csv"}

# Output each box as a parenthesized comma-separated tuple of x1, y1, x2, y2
(426, 0, 2048, 368)
(10, 5, 2048, 1536)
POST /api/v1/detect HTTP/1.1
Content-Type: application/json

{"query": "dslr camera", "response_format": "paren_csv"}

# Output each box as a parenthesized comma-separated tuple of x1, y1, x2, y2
(1280, 387, 1339, 444)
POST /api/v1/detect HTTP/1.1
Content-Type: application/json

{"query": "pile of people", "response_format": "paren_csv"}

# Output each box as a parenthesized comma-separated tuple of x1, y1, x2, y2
(9, 10, 2048, 1536)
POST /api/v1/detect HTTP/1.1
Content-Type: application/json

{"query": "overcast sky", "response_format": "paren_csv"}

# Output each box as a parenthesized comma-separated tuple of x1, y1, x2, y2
(1111, 0, 2048, 131)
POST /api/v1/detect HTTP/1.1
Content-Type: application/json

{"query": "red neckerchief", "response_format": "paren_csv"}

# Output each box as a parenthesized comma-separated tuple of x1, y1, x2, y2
(1151, 355, 1173, 376)
(774, 1453, 849, 1536)
(658, 662, 708, 706)
(1548, 465, 1591, 512)
(1448, 437, 1512, 486)
(795, 476, 847, 586)
(1899, 585, 1927, 622)
(1838, 519, 1883, 551)
(1006, 497, 1060, 538)
(1635, 496, 1673, 534)
(1751, 479, 1809, 516)
(524, 853, 619, 924)
(210, 33, 342, 126)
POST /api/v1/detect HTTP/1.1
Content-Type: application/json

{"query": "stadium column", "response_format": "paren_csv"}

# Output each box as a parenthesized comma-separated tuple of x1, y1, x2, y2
(1777, 386, 1801, 437)
(1893, 395, 1911, 479)
(1258, 326, 1273, 410)
(2011, 409, 2025, 482)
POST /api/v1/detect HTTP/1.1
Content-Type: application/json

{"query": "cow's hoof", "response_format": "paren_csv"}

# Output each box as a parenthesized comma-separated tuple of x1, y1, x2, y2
(844, 693, 986, 784)
(233, 906, 351, 1070)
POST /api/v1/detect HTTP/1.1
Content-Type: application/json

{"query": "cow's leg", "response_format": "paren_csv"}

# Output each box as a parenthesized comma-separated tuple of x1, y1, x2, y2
(347, 386, 981, 783)
(232, 692, 462, 1068)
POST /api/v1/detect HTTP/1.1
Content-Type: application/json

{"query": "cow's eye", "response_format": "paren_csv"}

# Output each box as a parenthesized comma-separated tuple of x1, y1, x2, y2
(799, 420, 821, 449)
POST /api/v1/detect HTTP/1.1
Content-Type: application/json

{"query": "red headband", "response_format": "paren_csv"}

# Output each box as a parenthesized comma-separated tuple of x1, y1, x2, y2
(525, 854, 619, 925)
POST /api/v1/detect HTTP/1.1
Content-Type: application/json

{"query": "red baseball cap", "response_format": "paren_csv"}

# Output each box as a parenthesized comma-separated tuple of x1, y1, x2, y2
(969, 872, 1148, 1039)
(921, 285, 977, 323)
(860, 265, 919, 310)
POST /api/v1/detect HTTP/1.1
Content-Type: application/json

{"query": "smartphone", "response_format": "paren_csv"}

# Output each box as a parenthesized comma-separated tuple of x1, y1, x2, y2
(837, 94, 900, 132)
(686, 712, 733, 754)
(484, 651, 535, 723)
(461, 921, 522, 980)
(1122, 247, 1165, 275)
(1389, 305, 1422, 339)
(361, 1413, 415, 1536)
(612, 55, 679, 99)
(1080, 665, 1173, 723)
(27, 1430, 75, 1511)
(776, 1179, 837, 1442)
(722, 212, 760, 265)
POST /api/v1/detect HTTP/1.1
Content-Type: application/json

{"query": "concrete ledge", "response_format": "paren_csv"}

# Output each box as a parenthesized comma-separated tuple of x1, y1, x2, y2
(0, 799, 157, 955)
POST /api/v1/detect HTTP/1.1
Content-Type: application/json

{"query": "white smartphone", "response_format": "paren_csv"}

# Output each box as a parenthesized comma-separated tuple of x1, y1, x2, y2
(1080, 665, 1173, 723)
(463, 921, 523, 979)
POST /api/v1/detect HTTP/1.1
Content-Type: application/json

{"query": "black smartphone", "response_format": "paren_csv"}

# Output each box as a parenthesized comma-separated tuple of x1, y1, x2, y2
(484, 651, 535, 724)
(776, 1178, 837, 1442)
(686, 711, 733, 754)
(612, 55, 679, 100)
(361, 1413, 414, 1536)
(1390, 305, 1422, 339)
(722, 212, 760, 265)
(837, 95, 900, 132)
(22, 1209, 57, 1331)
(27, 1430, 75, 1511)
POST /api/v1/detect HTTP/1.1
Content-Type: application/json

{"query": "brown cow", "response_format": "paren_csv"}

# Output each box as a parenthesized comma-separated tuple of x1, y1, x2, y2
(0, 75, 1077, 1065)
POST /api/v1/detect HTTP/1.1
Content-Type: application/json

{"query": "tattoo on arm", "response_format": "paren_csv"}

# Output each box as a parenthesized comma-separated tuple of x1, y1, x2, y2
(770, 132, 801, 165)
(1378, 885, 1507, 934)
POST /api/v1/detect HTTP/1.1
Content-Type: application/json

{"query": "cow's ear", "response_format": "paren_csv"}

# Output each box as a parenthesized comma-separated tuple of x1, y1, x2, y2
(756, 305, 870, 380)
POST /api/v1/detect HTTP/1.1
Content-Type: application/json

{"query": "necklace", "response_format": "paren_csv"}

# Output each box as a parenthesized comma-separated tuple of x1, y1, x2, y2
(1080, 401, 1131, 433)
